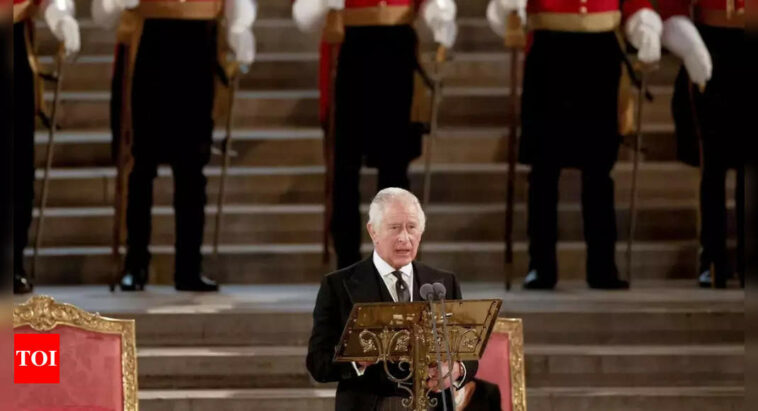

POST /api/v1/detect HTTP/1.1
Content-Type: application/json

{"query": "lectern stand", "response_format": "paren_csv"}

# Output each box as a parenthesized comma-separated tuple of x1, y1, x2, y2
(334, 299, 502, 410)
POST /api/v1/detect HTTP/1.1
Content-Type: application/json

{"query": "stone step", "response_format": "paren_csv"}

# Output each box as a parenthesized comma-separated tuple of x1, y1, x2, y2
(136, 344, 743, 389)
(37, 52, 680, 92)
(29, 201, 739, 246)
(25, 239, 736, 284)
(137, 386, 743, 411)
(23, 240, 741, 285)
(40, 86, 675, 130)
(32, 162, 721, 207)
(22, 283, 744, 346)
(32, 125, 681, 168)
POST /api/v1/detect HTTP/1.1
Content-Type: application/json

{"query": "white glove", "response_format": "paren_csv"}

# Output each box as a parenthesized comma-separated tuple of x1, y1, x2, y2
(662, 16, 712, 88)
(422, 0, 458, 48)
(625, 8, 663, 64)
(43, 0, 80, 56)
(325, 0, 344, 9)
(486, 0, 526, 38)
(229, 30, 255, 65)
(92, 0, 138, 30)
(292, 0, 342, 33)
(226, 0, 257, 65)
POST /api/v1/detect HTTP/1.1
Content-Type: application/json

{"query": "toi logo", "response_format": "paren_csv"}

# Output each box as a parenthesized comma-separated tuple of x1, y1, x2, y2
(14, 334, 60, 384)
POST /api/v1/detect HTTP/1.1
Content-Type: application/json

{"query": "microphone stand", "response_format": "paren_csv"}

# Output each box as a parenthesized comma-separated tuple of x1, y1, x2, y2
(421, 284, 449, 411)
(434, 283, 458, 411)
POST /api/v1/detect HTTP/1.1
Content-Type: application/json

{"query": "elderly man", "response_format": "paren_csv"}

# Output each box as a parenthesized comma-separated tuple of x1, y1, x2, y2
(307, 187, 478, 410)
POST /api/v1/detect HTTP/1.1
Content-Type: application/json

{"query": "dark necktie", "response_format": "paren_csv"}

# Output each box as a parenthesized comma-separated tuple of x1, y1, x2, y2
(392, 271, 410, 303)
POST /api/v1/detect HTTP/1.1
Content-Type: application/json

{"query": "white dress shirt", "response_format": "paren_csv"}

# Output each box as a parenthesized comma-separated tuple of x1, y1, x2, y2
(373, 251, 414, 302)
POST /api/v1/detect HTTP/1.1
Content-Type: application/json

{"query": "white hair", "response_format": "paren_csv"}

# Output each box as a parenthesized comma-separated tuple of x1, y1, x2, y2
(368, 187, 426, 232)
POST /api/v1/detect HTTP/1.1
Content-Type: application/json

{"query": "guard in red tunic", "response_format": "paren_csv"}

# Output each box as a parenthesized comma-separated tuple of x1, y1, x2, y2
(12, 0, 80, 294)
(660, 0, 744, 288)
(488, 0, 664, 289)
(93, 0, 256, 291)
(293, 0, 458, 269)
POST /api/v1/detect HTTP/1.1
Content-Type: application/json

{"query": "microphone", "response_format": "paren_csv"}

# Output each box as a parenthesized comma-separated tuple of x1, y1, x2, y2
(420, 283, 436, 301)
(432, 282, 446, 300)
(419, 283, 449, 411)
(433, 282, 458, 410)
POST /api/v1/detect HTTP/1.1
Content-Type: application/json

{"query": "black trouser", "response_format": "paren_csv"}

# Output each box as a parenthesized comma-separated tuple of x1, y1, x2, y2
(332, 160, 410, 269)
(121, 19, 216, 280)
(123, 154, 209, 277)
(699, 156, 745, 278)
(331, 26, 417, 269)
(13, 22, 35, 276)
(527, 162, 618, 283)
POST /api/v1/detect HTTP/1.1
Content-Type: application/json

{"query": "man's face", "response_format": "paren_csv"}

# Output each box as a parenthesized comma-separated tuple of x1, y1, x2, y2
(367, 200, 423, 269)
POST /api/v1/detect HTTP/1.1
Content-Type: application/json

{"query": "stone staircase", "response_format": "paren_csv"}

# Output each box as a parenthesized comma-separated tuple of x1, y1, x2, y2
(21, 0, 744, 409)
(19, 283, 744, 410)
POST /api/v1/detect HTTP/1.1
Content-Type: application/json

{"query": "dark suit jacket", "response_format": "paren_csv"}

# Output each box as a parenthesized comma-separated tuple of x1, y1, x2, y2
(463, 379, 502, 411)
(306, 257, 479, 411)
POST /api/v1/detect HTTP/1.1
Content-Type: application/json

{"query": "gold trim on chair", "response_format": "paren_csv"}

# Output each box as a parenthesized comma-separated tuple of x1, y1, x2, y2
(14, 295, 138, 411)
(493, 317, 527, 411)
(528, 11, 621, 32)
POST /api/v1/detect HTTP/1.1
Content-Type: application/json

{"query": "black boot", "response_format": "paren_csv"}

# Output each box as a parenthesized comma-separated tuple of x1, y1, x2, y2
(697, 267, 727, 289)
(587, 264, 629, 290)
(175, 274, 218, 292)
(587, 277, 629, 290)
(14, 271, 33, 295)
(120, 268, 148, 291)
(523, 270, 557, 290)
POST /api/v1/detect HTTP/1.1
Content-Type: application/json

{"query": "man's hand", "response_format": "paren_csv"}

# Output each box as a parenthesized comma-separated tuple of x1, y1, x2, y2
(228, 29, 255, 65)
(119, 0, 139, 9)
(486, 0, 526, 38)
(325, 0, 344, 10)
(662, 16, 712, 88)
(422, 0, 458, 49)
(43, 0, 80, 56)
(91, 0, 137, 29)
(625, 8, 663, 64)
(425, 361, 463, 392)
(53, 15, 80, 57)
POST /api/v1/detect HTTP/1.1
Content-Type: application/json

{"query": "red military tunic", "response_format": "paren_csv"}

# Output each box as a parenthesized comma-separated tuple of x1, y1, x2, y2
(525, 0, 653, 32)
(658, 0, 745, 28)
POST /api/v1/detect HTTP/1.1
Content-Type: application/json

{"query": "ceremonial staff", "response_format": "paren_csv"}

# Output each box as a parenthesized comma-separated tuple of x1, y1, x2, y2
(213, 62, 245, 259)
(503, 12, 524, 291)
(421, 45, 447, 209)
(110, 43, 135, 291)
(31, 44, 68, 281)
(321, 9, 344, 264)
(626, 62, 656, 287)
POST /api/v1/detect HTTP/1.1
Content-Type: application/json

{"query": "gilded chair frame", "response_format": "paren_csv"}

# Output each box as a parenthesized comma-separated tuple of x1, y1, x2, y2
(13, 295, 139, 411)
(493, 317, 527, 411)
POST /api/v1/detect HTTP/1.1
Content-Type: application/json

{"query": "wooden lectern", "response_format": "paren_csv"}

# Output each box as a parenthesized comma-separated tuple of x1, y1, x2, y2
(334, 299, 502, 410)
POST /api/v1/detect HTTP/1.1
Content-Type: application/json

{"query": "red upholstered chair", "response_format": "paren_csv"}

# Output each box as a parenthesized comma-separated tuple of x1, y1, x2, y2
(13, 295, 138, 411)
(476, 317, 527, 411)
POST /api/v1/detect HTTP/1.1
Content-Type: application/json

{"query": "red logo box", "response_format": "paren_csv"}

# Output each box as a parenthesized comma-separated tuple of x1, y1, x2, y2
(14, 334, 60, 384)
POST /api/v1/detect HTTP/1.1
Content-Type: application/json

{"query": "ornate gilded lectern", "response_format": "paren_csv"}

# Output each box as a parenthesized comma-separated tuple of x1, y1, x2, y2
(334, 299, 502, 410)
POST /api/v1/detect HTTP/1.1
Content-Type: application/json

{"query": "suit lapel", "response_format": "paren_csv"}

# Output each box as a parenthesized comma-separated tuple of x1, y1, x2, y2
(412, 261, 437, 301)
(344, 257, 392, 304)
